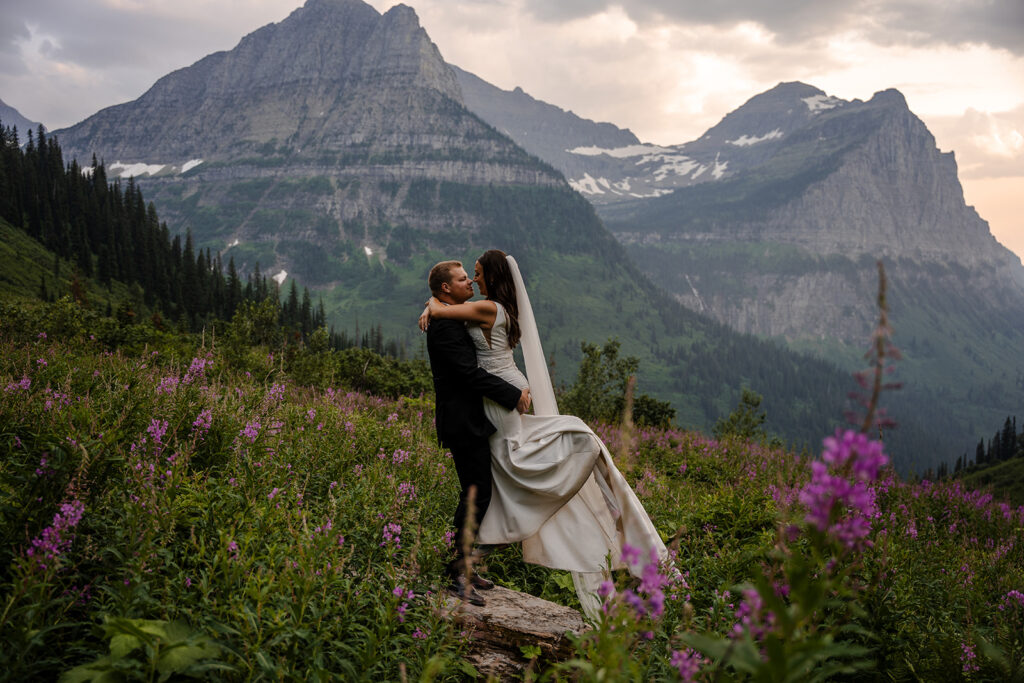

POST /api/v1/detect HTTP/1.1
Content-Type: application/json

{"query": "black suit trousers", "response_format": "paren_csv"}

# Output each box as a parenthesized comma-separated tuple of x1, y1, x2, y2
(448, 434, 493, 565)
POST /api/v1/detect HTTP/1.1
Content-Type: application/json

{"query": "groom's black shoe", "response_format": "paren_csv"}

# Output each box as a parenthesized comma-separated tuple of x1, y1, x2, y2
(470, 575, 494, 590)
(447, 576, 486, 607)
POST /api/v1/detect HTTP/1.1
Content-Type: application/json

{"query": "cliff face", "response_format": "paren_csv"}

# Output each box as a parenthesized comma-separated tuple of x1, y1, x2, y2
(59, 0, 466, 161)
(0, 99, 44, 136)
(721, 91, 1007, 266)
(52, 0, 567, 275)
(601, 87, 1024, 345)
(452, 65, 640, 182)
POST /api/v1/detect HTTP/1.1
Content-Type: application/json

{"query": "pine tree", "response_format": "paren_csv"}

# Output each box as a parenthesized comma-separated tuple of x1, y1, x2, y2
(226, 256, 242, 318)
(286, 280, 300, 329)
(182, 229, 198, 322)
(300, 287, 312, 338)
(1001, 417, 1016, 461)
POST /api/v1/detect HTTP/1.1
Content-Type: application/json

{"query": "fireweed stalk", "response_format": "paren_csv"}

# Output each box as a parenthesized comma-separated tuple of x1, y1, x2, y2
(559, 544, 684, 681)
(673, 263, 897, 680)
(24, 500, 86, 572)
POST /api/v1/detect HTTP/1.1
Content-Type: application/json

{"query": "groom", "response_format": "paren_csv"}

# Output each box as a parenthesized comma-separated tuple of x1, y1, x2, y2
(426, 260, 530, 606)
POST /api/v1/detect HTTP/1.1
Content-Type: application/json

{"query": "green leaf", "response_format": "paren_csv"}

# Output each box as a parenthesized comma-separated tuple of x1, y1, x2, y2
(156, 639, 221, 675)
(255, 650, 276, 672)
(108, 633, 142, 660)
(58, 656, 123, 683)
(520, 644, 542, 660)
(551, 572, 575, 592)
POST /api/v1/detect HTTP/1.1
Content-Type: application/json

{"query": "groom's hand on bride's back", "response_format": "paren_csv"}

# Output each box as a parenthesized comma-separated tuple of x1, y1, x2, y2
(517, 388, 531, 414)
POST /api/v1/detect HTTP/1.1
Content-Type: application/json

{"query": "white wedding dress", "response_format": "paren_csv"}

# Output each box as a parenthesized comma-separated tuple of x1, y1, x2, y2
(470, 256, 668, 619)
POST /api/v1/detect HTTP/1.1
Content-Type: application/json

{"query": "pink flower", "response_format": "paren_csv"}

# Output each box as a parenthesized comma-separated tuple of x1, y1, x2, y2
(25, 500, 85, 570)
(192, 409, 213, 435)
(799, 430, 888, 550)
(147, 419, 169, 444)
(670, 648, 706, 682)
(381, 522, 402, 548)
(240, 421, 260, 443)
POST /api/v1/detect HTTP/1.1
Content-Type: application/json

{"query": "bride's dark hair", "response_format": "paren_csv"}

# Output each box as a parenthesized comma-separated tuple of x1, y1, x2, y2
(478, 249, 521, 349)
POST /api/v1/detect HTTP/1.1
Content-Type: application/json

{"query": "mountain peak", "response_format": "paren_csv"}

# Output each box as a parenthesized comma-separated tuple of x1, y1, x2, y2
(54, 0, 461, 162)
(0, 99, 45, 137)
(691, 81, 842, 150)
(868, 88, 908, 108)
(763, 81, 827, 99)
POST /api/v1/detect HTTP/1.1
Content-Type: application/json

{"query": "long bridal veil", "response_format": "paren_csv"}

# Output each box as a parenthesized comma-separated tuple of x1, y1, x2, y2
(506, 256, 557, 415)
(505, 255, 668, 619)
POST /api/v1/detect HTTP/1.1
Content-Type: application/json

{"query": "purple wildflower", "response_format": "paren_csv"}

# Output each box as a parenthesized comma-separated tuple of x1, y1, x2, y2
(670, 648, 706, 683)
(192, 408, 213, 435)
(4, 376, 31, 392)
(381, 522, 402, 548)
(621, 543, 642, 567)
(25, 500, 86, 570)
(960, 642, 979, 673)
(156, 376, 180, 395)
(240, 421, 260, 444)
(398, 482, 417, 502)
(1000, 590, 1024, 610)
(184, 357, 212, 384)
(147, 419, 169, 445)
(799, 429, 888, 550)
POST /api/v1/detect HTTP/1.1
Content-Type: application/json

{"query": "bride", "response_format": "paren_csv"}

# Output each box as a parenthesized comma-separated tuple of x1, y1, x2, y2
(419, 249, 668, 618)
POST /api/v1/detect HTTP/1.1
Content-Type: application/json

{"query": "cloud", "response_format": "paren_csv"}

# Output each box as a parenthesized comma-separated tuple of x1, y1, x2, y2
(2, 0, 349, 81)
(880, 0, 1024, 54)
(522, 0, 1024, 55)
(0, 0, 305, 127)
(928, 105, 1024, 179)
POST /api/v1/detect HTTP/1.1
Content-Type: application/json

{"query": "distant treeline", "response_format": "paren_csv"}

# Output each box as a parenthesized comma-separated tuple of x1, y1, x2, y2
(0, 122, 402, 355)
(955, 416, 1024, 475)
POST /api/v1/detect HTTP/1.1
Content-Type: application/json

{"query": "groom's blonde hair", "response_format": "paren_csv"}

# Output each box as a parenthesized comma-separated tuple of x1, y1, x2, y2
(429, 260, 463, 296)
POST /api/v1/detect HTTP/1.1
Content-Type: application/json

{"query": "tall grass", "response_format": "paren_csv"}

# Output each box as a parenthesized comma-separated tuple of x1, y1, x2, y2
(0, 302, 1022, 680)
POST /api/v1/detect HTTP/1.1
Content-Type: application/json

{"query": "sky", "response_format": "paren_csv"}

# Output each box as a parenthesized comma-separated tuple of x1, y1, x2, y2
(2, 0, 1022, 258)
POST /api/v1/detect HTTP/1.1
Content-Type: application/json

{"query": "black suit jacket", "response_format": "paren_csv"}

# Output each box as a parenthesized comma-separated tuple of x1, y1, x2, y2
(427, 317, 521, 447)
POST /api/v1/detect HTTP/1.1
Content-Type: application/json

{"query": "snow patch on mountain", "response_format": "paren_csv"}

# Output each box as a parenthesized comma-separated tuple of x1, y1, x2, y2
(643, 153, 700, 181)
(712, 155, 728, 179)
(109, 161, 167, 178)
(273, 270, 288, 285)
(568, 144, 673, 158)
(802, 95, 843, 112)
(102, 159, 205, 178)
(727, 129, 783, 146)
(569, 173, 606, 194)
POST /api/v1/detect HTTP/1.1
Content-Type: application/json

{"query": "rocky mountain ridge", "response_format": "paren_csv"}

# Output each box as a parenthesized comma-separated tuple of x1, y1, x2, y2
(601, 86, 1024, 336)
(454, 72, 1024, 458)
(452, 66, 640, 186)
(53, 0, 568, 275)
(0, 98, 45, 137)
